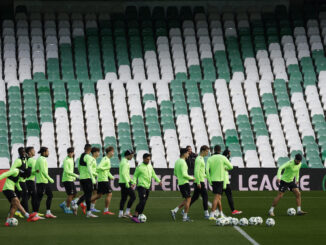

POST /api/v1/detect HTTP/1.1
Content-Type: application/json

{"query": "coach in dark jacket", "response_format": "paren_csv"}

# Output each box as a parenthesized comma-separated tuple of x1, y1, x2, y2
(186, 146, 197, 175)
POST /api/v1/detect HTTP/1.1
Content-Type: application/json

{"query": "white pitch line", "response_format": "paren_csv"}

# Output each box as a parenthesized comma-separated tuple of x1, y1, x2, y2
(207, 200, 260, 245)
(233, 226, 260, 245)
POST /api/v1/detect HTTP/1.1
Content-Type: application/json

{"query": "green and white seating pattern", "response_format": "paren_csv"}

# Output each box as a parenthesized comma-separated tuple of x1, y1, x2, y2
(0, 5, 326, 169)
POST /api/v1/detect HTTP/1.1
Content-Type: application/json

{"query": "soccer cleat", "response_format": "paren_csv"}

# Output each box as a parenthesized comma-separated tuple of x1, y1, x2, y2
(64, 208, 73, 214)
(36, 215, 45, 220)
(131, 216, 141, 223)
(123, 213, 133, 218)
(4, 222, 10, 227)
(15, 211, 24, 219)
(86, 213, 98, 218)
(27, 212, 37, 222)
(37, 213, 45, 217)
(45, 213, 57, 219)
(59, 202, 66, 211)
(29, 216, 40, 222)
(90, 208, 101, 213)
(183, 217, 194, 222)
(80, 203, 86, 214)
(232, 210, 242, 215)
(118, 214, 124, 218)
(170, 210, 177, 221)
(297, 210, 308, 216)
(204, 215, 210, 219)
(268, 211, 275, 217)
(208, 216, 217, 221)
(103, 211, 115, 215)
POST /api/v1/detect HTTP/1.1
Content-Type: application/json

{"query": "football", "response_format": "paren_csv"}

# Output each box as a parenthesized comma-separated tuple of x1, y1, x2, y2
(249, 217, 258, 226)
(266, 218, 275, 227)
(231, 218, 239, 226)
(138, 214, 147, 223)
(287, 208, 296, 216)
(239, 218, 249, 226)
(8, 217, 18, 227)
(256, 217, 263, 225)
(216, 218, 226, 226)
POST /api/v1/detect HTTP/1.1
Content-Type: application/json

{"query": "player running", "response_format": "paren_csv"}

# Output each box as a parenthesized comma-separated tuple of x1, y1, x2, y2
(222, 148, 242, 215)
(268, 154, 307, 216)
(10, 147, 30, 218)
(189, 145, 210, 219)
(90, 146, 115, 215)
(89, 147, 100, 213)
(60, 147, 79, 214)
(131, 153, 162, 223)
(206, 145, 233, 220)
(25, 146, 40, 216)
(118, 150, 136, 218)
(0, 168, 39, 226)
(171, 148, 195, 222)
(35, 147, 56, 219)
(75, 145, 99, 218)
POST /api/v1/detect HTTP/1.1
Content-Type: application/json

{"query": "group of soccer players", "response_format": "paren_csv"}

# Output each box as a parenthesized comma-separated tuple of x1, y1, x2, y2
(0, 146, 56, 226)
(1, 142, 307, 226)
(170, 145, 241, 222)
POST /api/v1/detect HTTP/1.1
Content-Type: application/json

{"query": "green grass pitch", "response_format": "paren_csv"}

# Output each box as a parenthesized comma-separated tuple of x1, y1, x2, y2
(0, 191, 325, 245)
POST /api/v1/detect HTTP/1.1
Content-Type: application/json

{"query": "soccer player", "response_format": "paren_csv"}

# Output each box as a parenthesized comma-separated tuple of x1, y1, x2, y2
(75, 144, 98, 218)
(10, 147, 30, 217)
(118, 149, 136, 218)
(25, 146, 40, 216)
(206, 145, 233, 220)
(60, 147, 79, 214)
(90, 147, 100, 213)
(190, 145, 210, 219)
(0, 168, 39, 226)
(268, 154, 307, 216)
(171, 148, 195, 222)
(35, 147, 56, 218)
(186, 145, 197, 174)
(131, 153, 162, 223)
(222, 148, 242, 215)
(90, 146, 115, 215)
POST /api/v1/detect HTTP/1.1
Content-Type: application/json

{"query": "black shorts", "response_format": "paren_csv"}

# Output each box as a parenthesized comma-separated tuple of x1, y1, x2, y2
(212, 181, 223, 195)
(179, 183, 191, 198)
(80, 179, 93, 194)
(93, 184, 98, 191)
(97, 181, 112, 194)
(3, 190, 17, 202)
(63, 181, 77, 196)
(279, 180, 298, 193)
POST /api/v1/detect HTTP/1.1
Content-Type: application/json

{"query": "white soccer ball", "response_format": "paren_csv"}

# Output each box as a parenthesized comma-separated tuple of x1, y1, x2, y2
(231, 218, 239, 226)
(266, 218, 275, 227)
(216, 217, 226, 226)
(287, 208, 296, 216)
(249, 217, 258, 226)
(8, 218, 18, 226)
(224, 217, 232, 225)
(138, 214, 147, 223)
(256, 217, 263, 225)
(239, 218, 249, 226)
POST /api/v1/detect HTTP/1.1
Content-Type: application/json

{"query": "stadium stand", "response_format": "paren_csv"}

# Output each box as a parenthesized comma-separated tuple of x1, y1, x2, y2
(0, 3, 325, 169)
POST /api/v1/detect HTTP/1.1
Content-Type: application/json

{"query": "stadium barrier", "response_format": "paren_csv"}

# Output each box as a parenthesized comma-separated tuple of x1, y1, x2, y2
(45, 168, 326, 192)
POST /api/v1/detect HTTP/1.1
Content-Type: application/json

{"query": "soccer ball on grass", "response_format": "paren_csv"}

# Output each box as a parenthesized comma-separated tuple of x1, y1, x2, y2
(138, 214, 147, 223)
(266, 218, 275, 227)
